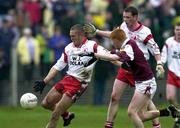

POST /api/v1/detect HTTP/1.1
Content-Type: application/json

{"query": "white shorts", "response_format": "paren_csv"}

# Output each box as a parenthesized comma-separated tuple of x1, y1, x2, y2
(135, 77, 157, 99)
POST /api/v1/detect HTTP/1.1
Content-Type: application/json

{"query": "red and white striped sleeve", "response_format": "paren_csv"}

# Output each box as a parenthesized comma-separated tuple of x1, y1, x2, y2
(143, 28, 160, 55)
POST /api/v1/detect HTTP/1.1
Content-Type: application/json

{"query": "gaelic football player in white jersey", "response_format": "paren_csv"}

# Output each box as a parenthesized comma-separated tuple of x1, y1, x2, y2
(33, 24, 110, 128)
(85, 28, 180, 128)
(161, 23, 180, 128)
(84, 6, 164, 128)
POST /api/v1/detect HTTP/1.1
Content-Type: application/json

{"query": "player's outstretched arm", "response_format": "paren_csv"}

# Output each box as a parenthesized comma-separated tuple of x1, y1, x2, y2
(34, 67, 59, 94)
(83, 23, 111, 38)
(43, 67, 59, 83)
(94, 52, 120, 61)
(146, 38, 165, 78)
(75, 49, 120, 61)
(96, 29, 112, 38)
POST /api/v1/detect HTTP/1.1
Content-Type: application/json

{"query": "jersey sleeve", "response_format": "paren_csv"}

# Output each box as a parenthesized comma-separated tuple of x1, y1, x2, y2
(96, 45, 110, 54)
(143, 28, 160, 55)
(53, 51, 67, 71)
(161, 43, 168, 64)
(120, 44, 134, 62)
(146, 38, 160, 55)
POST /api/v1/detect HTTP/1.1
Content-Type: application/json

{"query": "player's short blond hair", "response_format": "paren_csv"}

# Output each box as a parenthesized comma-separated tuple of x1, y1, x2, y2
(110, 28, 126, 42)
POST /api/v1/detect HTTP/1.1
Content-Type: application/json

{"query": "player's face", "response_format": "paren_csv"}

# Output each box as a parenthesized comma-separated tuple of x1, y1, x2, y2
(112, 39, 122, 49)
(174, 25, 180, 40)
(70, 30, 83, 47)
(123, 12, 137, 28)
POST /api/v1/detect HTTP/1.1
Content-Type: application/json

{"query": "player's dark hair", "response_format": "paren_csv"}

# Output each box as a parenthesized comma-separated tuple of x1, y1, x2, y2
(70, 24, 84, 34)
(124, 6, 138, 16)
(175, 22, 180, 26)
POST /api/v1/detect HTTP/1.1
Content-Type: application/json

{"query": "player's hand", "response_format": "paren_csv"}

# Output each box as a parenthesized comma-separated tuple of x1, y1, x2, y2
(110, 49, 119, 54)
(83, 23, 97, 37)
(156, 63, 165, 79)
(33, 80, 46, 94)
(110, 49, 121, 58)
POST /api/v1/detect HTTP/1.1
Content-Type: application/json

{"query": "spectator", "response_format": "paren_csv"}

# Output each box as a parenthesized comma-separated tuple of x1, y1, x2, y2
(174, 0, 180, 16)
(42, 0, 54, 37)
(51, 0, 68, 26)
(0, 18, 15, 105)
(17, 27, 40, 83)
(106, 0, 122, 30)
(0, 48, 6, 80)
(48, 26, 69, 62)
(88, 0, 108, 29)
(60, 8, 79, 36)
(48, 26, 69, 78)
(0, 0, 15, 27)
(0, 48, 9, 104)
(23, 0, 43, 35)
(5, 13, 20, 47)
(0, 18, 15, 79)
(36, 25, 51, 77)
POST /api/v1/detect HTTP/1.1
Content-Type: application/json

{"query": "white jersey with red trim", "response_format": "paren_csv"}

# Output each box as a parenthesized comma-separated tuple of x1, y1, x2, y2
(161, 36, 180, 77)
(120, 22, 160, 60)
(53, 39, 106, 83)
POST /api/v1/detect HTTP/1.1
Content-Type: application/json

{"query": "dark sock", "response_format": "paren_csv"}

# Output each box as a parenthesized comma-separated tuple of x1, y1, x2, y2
(61, 112, 69, 119)
(153, 123, 161, 128)
(159, 108, 170, 116)
(175, 118, 180, 123)
(105, 121, 113, 128)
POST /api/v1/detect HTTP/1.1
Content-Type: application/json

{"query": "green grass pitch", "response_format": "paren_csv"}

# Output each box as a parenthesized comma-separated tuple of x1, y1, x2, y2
(0, 105, 174, 128)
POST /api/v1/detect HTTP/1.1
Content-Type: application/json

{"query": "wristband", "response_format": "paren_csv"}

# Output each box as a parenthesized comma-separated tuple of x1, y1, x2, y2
(157, 60, 162, 65)
(95, 29, 99, 34)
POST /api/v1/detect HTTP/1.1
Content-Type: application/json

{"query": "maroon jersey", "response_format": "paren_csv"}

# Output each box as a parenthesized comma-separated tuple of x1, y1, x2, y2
(119, 39, 154, 81)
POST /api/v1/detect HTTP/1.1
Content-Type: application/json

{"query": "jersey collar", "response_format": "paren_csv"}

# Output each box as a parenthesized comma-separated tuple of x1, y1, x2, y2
(121, 38, 130, 48)
(74, 37, 88, 48)
(132, 21, 143, 32)
(82, 37, 87, 45)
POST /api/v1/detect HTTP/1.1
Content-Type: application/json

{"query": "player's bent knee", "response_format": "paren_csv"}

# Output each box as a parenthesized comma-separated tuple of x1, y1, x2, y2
(41, 99, 53, 110)
(128, 112, 134, 119)
(41, 100, 48, 108)
(111, 93, 120, 102)
(127, 109, 136, 118)
(138, 112, 146, 121)
(166, 95, 175, 103)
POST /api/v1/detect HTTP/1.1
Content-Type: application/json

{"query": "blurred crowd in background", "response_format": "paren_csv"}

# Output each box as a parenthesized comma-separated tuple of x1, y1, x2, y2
(0, 0, 179, 105)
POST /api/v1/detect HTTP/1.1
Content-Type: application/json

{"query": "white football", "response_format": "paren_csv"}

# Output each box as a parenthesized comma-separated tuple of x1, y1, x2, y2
(20, 93, 38, 109)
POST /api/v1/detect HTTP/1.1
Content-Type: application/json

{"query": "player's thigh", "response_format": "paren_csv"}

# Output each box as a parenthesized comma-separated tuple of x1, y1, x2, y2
(128, 90, 150, 113)
(166, 83, 177, 99)
(147, 100, 157, 111)
(43, 87, 62, 104)
(111, 79, 128, 99)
